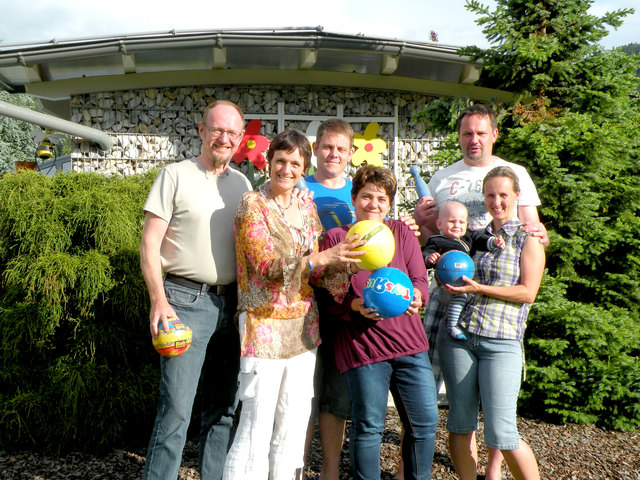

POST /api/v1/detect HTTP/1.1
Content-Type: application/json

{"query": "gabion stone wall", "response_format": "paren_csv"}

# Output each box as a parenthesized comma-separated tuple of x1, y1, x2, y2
(70, 85, 448, 215)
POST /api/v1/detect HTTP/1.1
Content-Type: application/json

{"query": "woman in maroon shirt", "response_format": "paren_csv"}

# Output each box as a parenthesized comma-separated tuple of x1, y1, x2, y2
(317, 165, 437, 480)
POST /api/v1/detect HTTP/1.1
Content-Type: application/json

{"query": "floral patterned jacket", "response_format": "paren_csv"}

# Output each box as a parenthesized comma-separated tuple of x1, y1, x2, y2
(234, 186, 323, 359)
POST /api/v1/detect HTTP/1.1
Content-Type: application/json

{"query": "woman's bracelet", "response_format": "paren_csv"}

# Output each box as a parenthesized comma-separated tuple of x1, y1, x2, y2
(308, 257, 314, 271)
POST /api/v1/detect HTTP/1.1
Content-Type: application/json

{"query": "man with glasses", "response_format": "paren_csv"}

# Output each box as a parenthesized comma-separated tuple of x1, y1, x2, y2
(140, 100, 251, 480)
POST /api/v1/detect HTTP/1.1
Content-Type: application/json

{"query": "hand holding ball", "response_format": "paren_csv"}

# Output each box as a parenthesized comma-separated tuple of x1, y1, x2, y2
(152, 318, 192, 357)
(346, 220, 395, 271)
(363, 267, 414, 318)
(435, 251, 475, 286)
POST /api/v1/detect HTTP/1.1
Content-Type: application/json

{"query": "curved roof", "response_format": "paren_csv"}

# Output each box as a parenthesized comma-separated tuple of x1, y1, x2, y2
(0, 27, 512, 115)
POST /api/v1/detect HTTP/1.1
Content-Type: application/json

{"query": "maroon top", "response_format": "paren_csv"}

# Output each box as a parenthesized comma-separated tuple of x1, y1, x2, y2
(321, 220, 430, 374)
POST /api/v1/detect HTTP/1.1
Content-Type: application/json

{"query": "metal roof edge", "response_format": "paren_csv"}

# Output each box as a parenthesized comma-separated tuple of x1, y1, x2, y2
(0, 27, 473, 67)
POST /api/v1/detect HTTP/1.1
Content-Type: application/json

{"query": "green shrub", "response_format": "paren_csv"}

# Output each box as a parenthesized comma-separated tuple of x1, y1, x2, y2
(521, 276, 640, 431)
(0, 170, 160, 453)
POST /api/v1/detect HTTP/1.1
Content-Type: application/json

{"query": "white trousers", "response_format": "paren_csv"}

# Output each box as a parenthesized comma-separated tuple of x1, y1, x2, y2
(223, 348, 317, 480)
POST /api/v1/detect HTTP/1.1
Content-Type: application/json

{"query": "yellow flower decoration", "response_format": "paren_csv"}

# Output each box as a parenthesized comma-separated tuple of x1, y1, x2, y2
(352, 122, 387, 167)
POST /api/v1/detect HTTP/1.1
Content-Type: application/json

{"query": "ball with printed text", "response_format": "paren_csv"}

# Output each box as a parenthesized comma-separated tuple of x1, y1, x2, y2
(363, 267, 414, 318)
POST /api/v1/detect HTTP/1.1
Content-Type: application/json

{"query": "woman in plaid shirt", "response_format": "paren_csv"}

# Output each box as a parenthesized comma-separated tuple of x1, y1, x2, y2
(439, 166, 545, 480)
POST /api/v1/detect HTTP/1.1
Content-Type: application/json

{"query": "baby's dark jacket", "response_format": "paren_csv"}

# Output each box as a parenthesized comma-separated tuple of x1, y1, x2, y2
(422, 230, 496, 266)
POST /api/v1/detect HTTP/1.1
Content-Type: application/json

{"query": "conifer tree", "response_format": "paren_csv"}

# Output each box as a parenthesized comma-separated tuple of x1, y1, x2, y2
(462, 0, 636, 112)
(416, 0, 640, 429)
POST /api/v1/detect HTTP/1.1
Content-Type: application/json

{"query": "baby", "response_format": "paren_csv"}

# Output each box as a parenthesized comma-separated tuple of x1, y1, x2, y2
(422, 201, 504, 340)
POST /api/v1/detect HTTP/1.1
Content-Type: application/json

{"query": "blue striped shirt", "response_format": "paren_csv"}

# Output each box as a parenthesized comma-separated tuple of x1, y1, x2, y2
(459, 219, 531, 340)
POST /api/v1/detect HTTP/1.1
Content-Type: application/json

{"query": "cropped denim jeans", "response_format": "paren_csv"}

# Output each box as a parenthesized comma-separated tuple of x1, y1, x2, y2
(142, 279, 240, 480)
(437, 325, 523, 450)
(343, 351, 438, 480)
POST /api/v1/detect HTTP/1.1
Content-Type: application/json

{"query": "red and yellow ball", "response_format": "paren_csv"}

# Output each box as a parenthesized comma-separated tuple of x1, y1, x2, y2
(152, 318, 192, 357)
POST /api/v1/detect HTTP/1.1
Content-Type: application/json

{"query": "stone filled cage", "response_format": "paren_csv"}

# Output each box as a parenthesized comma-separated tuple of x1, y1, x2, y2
(70, 85, 446, 217)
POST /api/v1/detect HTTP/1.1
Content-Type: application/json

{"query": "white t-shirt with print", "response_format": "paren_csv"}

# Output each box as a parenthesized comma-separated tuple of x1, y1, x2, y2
(427, 158, 541, 231)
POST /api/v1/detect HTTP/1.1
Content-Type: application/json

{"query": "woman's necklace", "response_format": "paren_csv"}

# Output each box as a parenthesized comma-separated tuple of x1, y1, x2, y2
(267, 183, 293, 216)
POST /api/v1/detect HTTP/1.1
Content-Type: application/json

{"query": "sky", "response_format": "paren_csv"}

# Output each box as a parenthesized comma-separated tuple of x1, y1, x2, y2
(0, 0, 637, 49)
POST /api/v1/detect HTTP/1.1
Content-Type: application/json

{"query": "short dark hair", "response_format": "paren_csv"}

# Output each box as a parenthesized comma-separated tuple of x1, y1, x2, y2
(266, 129, 312, 172)
(456, 104, 498, 132)
(482, 166, 520, 193)
(202, 100, 245, 124)
(351, 165, 397, 204)
(316, 118, 354, 146)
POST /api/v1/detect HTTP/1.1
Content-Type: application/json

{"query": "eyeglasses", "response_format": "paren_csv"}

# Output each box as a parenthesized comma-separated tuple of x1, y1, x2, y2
(204, 125, 243, 141)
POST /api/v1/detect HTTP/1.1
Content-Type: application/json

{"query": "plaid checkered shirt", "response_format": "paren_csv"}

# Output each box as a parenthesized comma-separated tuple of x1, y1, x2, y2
(458, 219, 531, 340)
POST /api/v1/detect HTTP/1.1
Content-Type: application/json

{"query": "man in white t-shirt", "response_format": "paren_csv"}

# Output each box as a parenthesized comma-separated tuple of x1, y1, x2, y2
(415, 105, 546, 238)
(140, 101, 251, 480)
(414, 104, 547, 480)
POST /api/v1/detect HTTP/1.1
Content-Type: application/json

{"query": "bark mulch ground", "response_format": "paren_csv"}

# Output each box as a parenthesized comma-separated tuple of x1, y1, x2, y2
(1, 407, 638, 479)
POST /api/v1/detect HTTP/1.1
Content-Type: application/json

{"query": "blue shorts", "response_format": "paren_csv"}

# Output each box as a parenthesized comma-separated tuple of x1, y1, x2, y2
(437, 324, 524, 450)
(312, 340, 351, 420)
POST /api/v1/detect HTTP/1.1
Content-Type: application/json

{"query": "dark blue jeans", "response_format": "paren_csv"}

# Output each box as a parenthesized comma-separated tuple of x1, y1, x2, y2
(343, 351, 438, 480)
(142, 280, 240, 480)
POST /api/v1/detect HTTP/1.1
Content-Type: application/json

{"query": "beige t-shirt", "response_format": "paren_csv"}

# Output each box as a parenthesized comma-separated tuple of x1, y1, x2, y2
(143, 158, 251, 285)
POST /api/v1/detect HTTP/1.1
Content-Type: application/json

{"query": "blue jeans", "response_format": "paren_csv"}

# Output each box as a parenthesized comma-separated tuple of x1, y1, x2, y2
(343, 351, 438, 480)
(142, 279, 240, 480)
(437, 326, 523, 450)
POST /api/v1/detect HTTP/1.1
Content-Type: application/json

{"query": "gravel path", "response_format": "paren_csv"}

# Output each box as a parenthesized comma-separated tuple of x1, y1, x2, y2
(1, 408, 638, 479)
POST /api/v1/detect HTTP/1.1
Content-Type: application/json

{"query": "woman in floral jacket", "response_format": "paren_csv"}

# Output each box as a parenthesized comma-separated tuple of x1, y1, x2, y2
(223, 129, 362, 480)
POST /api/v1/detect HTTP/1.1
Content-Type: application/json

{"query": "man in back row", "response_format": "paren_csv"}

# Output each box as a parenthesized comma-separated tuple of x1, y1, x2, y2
(414, 103, 548, 480)
(304, 118, 357, 480)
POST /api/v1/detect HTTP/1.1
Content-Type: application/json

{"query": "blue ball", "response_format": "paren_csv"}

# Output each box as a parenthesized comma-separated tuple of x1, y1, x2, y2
(363, 267, 414, 318)
(435, 250, 475, 286)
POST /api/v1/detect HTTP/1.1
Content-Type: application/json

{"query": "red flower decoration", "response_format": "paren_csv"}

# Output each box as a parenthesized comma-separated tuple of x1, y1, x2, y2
(233, 119, 270, 170)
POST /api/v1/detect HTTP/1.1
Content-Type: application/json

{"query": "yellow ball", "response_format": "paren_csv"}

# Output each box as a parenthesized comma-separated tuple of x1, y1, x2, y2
(346, 220, 395, 271)
(152, 318, 193, 357)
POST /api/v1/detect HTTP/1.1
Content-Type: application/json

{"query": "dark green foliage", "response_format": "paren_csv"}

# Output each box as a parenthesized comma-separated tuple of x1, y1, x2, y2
(0, 91, 38, 172)
(461, 0, 639, 110)
(620, 43, 640, 55)
(619, 42, 640, 87)
(0, 170, 160, 453)
(501, 108, 640, 431)
(522, 275, 640, 431)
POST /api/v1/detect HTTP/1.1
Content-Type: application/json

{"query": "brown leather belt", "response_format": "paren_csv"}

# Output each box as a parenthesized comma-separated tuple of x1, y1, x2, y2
(165, 273, 234, 296)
